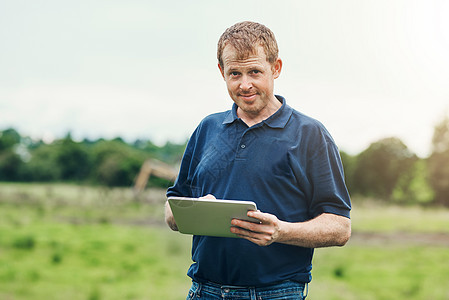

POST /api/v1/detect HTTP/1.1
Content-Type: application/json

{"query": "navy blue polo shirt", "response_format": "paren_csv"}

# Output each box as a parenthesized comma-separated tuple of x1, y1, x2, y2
(167, 95, 351, 286)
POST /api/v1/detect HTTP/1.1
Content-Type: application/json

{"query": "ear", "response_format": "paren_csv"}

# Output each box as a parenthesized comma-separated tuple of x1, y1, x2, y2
(218, 63, 225, 80)
(272, 58, 282, 79)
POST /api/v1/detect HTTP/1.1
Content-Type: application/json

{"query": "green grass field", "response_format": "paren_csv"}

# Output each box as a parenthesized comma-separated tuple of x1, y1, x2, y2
(0, 183, 448, 299)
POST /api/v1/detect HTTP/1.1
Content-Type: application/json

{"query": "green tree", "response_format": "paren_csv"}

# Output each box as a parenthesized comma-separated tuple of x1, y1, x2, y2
(352, 137, 417, 199)
(339, 151, 356, 194)
(0, 128, 21, 151)
(0, 150, 22, 181)
(392, 159, 434, 205)
(0, 128, 24, 181)
(23, 144, 61, 181)
(91, 140, 146, 186)
(428, 115, 449, 206)
(134, 139, 186, 164)
(55, 135, 92, 181)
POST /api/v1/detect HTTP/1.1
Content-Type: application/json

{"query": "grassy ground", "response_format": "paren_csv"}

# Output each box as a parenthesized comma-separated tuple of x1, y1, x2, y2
(0, 183, 448, 299)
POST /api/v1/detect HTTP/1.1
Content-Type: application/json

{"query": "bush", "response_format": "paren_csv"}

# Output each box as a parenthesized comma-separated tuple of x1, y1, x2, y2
(12, 235, 36, 250)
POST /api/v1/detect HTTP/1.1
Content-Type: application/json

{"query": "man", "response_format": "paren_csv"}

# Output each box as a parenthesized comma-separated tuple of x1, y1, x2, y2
(166, 21, 351, 299)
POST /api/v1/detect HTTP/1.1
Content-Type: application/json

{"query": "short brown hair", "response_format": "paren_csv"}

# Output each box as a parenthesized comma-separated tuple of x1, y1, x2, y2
(217, 21, 279, 68)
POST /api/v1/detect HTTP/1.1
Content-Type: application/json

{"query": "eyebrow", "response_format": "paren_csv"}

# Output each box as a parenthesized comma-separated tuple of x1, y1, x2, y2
(226, 63, 263, 72)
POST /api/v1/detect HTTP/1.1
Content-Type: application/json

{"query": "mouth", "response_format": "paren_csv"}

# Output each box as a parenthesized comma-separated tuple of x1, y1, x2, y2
(239, 93, 257, 102)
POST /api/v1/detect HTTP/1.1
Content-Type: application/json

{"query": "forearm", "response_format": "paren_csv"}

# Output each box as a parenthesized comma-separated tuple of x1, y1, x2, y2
(231, 211, 351, 248)
(164, 200, 178, 231)
(278, 213, 351, 248)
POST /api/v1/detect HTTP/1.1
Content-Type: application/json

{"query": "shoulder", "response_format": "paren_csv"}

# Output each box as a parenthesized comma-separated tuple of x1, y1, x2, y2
(288, 106, 323, 129)
(199, 110, 230, 126)
(288, 106, 335, 143)
(193, 110, 232, 136)
(186, 110, 231, 148)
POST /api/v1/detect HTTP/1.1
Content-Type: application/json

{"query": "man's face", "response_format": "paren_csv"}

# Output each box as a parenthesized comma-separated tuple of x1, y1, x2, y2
(219, 45, 282, 120)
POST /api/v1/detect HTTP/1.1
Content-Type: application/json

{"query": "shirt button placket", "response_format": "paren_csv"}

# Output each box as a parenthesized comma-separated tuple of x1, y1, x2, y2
(237, 131, 249, 159)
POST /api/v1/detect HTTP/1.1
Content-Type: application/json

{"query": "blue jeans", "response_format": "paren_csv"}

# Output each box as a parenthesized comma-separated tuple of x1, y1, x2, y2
(186, 280, 308, 300)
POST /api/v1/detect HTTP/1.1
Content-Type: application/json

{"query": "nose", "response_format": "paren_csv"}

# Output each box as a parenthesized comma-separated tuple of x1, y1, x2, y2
(239, 75, 253, 91)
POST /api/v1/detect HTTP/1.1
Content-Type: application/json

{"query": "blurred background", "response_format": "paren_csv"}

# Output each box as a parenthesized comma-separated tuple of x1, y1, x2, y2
(1, 0, 449, 299)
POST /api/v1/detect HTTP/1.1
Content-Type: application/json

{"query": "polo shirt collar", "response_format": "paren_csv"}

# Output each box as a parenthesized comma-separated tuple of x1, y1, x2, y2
(222, 95, 292, 129)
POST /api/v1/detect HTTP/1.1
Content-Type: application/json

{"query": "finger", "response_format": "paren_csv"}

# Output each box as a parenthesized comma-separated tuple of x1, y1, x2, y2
(231, 218, 263, 232)
(231, 226, 262, 240)
(247, 211, 274, 224)
(232, 219, 275, 239)
(231, 226, 272, 246)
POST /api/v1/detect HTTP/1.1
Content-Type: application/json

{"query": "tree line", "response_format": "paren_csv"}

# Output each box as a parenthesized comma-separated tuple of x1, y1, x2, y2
(342, 115, 449, 206)
(0, 130, 185, 188)
(1, 115, 448, 206)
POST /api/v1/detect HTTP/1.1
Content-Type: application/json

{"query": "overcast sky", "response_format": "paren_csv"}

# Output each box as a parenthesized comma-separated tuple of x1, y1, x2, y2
(1, 0, 448, 157)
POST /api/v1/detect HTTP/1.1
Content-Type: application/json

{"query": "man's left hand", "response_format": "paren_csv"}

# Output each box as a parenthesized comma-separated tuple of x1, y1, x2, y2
(230, 211, 284, 246)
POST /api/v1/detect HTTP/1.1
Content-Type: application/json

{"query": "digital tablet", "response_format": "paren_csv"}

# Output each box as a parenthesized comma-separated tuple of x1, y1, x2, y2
(168, 196, 259, 238)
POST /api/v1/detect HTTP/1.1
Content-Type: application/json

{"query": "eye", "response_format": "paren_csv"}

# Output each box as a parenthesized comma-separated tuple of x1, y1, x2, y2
(250, 70, 261, 75)
(230, 71, 240, 77)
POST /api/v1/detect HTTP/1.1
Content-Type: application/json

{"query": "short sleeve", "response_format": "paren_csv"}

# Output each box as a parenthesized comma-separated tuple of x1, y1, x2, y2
(306, 128, 351, 218)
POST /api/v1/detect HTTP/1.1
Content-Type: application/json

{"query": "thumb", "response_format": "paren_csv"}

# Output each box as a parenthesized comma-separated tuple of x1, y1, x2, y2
(248, 210, 272, 223)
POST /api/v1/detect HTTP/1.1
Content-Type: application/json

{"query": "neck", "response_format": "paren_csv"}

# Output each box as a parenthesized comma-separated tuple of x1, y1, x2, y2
(237, 96, 281, 127)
